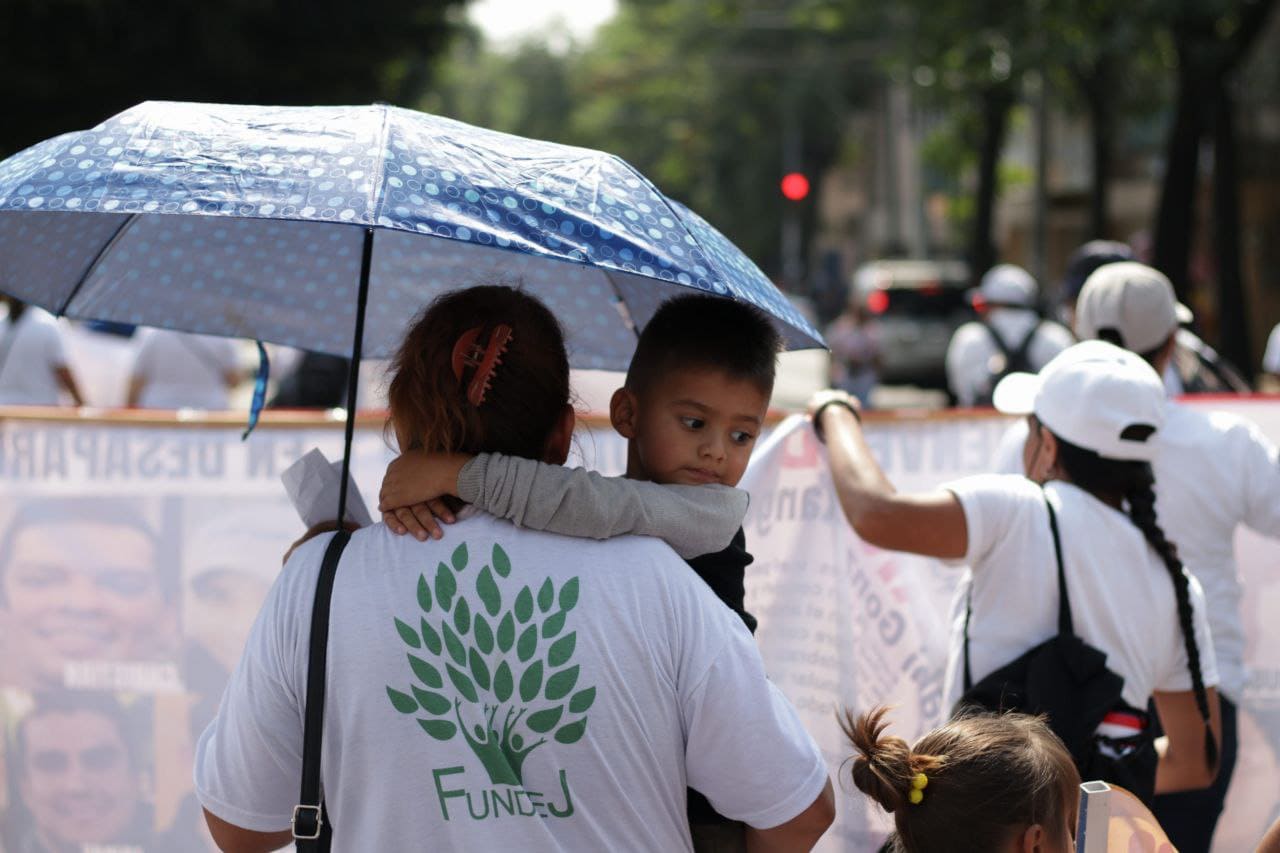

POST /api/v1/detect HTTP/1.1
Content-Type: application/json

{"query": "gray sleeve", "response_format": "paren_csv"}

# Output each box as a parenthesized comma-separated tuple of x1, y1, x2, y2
(456, 453, 748, 559)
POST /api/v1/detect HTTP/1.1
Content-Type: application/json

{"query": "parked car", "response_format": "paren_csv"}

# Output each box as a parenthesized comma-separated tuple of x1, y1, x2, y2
(849, 259, 971, 388)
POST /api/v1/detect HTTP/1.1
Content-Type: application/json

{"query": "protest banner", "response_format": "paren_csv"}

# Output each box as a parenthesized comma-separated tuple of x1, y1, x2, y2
(0, 400, 1274, 851)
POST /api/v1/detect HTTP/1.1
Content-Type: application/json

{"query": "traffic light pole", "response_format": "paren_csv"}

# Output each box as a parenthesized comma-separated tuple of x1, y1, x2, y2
(781, 78, 804, 289)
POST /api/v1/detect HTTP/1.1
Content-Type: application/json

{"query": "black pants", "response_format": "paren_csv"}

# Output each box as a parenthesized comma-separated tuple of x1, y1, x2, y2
(1151, 696, 1238, 853)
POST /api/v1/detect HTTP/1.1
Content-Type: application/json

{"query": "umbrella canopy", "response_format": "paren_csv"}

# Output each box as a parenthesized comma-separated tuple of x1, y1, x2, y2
(0, 101, 822, 370)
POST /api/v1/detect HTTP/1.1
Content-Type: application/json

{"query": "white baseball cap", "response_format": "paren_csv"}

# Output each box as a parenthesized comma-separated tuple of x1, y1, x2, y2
(1075, 262, 1179, 354)
(992, 340, 1165, 462)
(977, 264, 1037, 308)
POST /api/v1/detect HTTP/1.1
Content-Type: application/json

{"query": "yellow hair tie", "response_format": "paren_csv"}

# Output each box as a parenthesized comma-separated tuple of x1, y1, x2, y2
(908, 772, 928, 805)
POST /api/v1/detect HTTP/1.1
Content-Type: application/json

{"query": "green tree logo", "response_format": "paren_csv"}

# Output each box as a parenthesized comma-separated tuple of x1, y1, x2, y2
(385, 542, 596, 786)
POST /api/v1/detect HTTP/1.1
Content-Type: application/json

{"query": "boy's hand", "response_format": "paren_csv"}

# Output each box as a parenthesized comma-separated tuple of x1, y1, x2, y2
(379, 451, 470, 540)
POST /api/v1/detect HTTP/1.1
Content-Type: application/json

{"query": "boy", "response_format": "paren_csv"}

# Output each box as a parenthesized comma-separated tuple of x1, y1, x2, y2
(379, 293, 783, 846)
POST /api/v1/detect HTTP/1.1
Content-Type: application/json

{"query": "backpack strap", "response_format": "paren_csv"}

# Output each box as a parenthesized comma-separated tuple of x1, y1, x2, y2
(293, 529, 351, 852)
(982, 318, 1042, 376)
(963, 488, 1070, 691)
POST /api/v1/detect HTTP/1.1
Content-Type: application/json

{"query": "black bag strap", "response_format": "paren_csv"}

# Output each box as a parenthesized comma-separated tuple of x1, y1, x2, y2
(293, 529, 351, 851)
(982, 318, 1042, 376)
(964, 489, 1069, 690)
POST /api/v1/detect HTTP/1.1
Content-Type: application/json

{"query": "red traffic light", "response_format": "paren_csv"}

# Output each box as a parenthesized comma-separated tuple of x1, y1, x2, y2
(780, 172, 810, 202)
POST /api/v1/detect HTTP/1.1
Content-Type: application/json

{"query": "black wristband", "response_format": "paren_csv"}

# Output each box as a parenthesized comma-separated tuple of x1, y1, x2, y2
(812, 398, 861, 443)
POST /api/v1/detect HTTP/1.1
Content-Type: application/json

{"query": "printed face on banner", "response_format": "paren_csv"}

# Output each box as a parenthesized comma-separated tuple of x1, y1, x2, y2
(18, 704, 143, 846)
(0, 505, 177, 690)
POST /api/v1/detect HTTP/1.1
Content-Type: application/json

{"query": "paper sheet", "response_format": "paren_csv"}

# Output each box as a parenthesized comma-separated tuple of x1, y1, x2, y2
(281, 447, 375, 528)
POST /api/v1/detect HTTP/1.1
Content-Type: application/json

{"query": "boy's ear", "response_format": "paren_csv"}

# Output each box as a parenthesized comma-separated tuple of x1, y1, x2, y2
(610, 388, 639, 439)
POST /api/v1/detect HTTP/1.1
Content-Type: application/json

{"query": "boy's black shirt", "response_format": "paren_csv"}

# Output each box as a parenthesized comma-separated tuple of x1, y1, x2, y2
(685, 526, 758, 634)
(685, 526, 756, 832)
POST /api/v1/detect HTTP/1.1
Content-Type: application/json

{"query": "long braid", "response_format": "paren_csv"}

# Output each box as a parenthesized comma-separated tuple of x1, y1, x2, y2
(1125, 474, 1218, 772)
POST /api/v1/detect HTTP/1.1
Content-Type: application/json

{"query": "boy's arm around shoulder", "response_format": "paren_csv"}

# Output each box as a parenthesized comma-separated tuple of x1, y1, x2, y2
(458, 453, 747, 558)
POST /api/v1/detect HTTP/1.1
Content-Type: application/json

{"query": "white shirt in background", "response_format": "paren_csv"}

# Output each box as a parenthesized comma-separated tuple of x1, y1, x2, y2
(131, 328, 240, 410)
(195, 515, 827, 851)
(942, 475, 1218, 712)
(1147, 404, 1280, 701)
(946, 309, 1074, 407)
(0, 307, 71, 405)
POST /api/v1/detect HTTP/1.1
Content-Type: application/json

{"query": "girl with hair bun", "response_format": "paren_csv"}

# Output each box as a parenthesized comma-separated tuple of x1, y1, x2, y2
(811, 341, 1221, 803)
(844, 706, 1080, 853)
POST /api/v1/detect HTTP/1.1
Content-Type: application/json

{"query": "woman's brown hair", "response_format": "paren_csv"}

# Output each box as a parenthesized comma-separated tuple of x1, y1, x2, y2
(387, 285, 570, 461)
(843, 706, 1080, 853)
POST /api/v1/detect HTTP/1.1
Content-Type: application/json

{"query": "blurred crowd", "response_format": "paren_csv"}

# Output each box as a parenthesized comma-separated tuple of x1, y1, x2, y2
(822, 240, 1276, 410)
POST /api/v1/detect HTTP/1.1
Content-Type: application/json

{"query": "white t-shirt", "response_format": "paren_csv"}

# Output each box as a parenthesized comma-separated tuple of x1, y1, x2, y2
(945, 310, 1074, 407)
(989, 404, 1280, 701)
(942, 475, 1218, 712)
(1263, 323, 1280, 374)
(195, 515, 827, 851)
(1148, 404, 1280, 700)
(0, 308, 70, 405)
(131, 328, 239, 409)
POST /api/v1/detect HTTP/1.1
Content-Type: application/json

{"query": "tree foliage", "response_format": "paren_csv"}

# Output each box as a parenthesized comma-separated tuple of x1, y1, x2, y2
(0, 0, 469, 157)
(422, 0, 882, 280)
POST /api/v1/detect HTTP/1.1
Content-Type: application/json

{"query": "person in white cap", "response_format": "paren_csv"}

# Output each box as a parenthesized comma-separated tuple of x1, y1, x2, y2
(945, 264, 1073, 407)
(809, 340, 1221, 803)
(1073, 261, 1280, 851)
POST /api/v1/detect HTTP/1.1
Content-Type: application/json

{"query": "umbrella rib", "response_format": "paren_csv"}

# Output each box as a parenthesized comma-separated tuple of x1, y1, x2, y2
(57, 213, 139, 317)
(368, 104, 394, 225)
(603, 270, 640, 340)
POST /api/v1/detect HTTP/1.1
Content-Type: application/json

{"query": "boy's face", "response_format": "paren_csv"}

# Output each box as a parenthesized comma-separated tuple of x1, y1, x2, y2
(613, 366, 769, 488)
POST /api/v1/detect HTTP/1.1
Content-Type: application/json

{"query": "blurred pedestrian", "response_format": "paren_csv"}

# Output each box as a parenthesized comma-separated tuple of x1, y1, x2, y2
(267, 349, 351, 409)
(127, 327, 242, 410)
(824, 302, 880, 407)
(0, 296, 84, 406)
(1057, 240, 1134, 331)
(812, 341, 1221, 803)
(1074, 261, 1280, 849)
(945, 264, 1072, 407)
(843, 705, 1080, 853)
(1165, 306, 1250, 395)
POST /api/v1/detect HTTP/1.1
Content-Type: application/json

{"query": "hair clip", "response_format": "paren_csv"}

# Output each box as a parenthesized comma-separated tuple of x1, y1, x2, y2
(452, 323, 514, 407)
(908, 772, 928, 805)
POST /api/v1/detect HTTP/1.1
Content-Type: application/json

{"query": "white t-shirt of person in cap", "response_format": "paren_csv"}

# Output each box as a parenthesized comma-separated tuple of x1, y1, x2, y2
(195, 515, 829, 852)
(940, 474, 1219, 712)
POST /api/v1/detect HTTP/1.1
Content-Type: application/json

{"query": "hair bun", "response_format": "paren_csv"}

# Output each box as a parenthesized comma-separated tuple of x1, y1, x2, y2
(842, 706, 914, 813)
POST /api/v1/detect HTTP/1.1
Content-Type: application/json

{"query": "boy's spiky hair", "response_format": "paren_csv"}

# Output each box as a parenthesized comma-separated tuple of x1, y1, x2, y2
(625, 294, 783, 395)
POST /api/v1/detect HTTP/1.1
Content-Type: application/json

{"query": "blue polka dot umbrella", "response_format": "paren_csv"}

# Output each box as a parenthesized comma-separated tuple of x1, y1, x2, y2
(0, 101, 823, 518)
(0, 101, 823, 370)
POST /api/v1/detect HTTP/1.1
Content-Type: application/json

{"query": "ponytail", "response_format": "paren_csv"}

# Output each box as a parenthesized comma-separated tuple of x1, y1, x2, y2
(1125, 475, 1218, 773)
(841, 706, 1079, 853)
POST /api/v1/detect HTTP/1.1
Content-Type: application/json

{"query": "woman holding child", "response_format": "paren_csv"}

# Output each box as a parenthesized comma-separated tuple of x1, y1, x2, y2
(195, 286, 833, 852)
(814, 341, 1222, 816)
